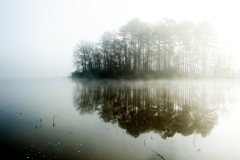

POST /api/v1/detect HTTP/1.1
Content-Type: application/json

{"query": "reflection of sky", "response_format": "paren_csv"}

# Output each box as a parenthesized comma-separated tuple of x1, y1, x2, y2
(0, 78, 240, 159)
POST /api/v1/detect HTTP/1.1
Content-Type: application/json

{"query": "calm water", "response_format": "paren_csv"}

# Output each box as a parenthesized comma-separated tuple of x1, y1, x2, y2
(0, 78, 240, 160)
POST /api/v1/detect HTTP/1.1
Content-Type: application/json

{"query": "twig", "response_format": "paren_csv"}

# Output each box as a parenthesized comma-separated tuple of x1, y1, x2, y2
(53, 114, 56, 127)
(151, 150, 166, 160)
(193, 136, 196, 147)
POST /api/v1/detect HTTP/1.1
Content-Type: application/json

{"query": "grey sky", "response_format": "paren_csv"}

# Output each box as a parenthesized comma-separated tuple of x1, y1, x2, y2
(0, 0, 239, 77)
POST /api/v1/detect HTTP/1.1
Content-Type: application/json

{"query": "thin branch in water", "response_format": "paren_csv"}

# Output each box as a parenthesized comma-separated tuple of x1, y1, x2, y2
(53, 114, 56, 127)
(193, 136, 196, 147)
(151, 150, 166, 160)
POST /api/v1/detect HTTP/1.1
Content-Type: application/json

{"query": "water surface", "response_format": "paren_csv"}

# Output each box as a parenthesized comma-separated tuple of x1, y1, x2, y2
(0, 78, 240, 160)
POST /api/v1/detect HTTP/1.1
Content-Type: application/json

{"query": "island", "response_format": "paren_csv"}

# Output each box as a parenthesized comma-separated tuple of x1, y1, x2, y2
(72, 18, 237, 79)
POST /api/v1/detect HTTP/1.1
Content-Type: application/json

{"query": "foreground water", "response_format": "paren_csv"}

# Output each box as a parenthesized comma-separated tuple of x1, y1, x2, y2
(0, 77, 240, 160)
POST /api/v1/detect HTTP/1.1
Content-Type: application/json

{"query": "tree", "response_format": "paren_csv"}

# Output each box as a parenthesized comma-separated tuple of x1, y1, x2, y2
(72, 18, 237, 78)
(176, 20, 195, 74)
(99, 31, 117, 71)
(194, 20, 218, 76)
(73, 41, 95, 72)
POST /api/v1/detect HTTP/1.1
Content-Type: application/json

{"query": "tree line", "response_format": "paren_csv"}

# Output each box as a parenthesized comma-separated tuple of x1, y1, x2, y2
(73, 18, 234, 78)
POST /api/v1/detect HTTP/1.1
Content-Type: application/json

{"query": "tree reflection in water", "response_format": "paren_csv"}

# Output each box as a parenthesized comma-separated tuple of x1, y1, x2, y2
(73, 80, 225, 139)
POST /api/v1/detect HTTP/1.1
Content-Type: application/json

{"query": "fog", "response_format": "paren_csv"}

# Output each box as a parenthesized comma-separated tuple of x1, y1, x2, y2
(1, 0, 239, 77)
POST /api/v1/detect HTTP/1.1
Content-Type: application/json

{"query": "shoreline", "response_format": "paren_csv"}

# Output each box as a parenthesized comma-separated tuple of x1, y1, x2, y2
(71, 70, 238, 80)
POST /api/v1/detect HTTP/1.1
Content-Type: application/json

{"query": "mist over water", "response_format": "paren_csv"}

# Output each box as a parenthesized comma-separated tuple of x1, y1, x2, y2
(1, 1, 240, 159)
(0, 78, 240, 160)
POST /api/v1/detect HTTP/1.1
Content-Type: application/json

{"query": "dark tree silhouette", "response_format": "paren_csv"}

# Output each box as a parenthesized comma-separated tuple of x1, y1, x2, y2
(72, 18, 236, 78)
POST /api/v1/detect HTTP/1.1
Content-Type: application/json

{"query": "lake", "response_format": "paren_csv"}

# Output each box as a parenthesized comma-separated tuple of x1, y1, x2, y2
(0, 77, 240, 160)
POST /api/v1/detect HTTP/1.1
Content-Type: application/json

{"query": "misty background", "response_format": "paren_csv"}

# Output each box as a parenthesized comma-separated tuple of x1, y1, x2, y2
(1, 0, 239, 78)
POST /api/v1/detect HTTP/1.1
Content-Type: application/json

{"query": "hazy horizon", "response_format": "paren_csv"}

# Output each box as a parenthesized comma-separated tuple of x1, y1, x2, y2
(1, 0, 239, 78)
